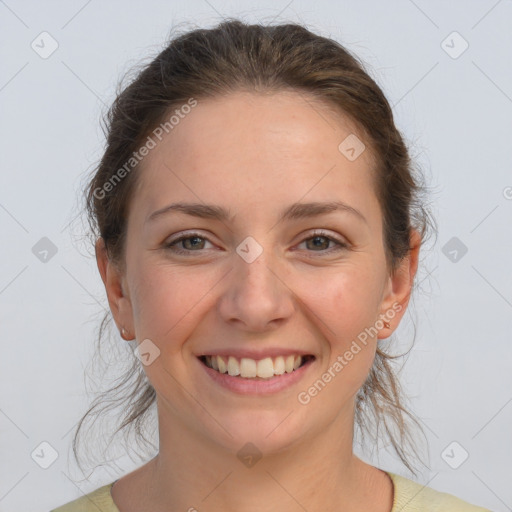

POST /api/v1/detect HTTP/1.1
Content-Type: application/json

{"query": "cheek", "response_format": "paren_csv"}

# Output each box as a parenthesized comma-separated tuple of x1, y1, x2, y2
(302, 265, 381, 388)
(304, 264, 382, 343)
(129, 263, 212, 347)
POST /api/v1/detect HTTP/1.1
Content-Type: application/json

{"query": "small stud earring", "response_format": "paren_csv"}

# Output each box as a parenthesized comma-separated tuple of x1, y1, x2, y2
(383, 321, 390, 329)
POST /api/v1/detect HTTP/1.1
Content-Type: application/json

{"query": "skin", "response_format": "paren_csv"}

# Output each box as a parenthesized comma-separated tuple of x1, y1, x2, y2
(96, 90, 420, 512)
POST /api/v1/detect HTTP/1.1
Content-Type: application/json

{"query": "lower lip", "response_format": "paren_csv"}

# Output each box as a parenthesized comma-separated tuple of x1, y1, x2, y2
(197, 357, 315, 395)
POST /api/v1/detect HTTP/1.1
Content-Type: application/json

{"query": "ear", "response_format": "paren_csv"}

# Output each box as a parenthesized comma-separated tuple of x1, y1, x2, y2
(95, 237, 134, 335)
(377, 228, 421, 339)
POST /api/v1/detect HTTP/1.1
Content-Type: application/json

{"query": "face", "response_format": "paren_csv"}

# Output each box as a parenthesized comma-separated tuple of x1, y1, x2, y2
(97, 90, 418, 458)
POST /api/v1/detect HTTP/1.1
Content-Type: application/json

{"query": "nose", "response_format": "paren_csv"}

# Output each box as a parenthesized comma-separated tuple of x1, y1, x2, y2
(217, 247, 295, 332)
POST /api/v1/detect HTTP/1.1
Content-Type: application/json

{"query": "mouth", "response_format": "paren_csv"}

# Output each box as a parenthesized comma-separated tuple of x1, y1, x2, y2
(197, 354, 316, 380)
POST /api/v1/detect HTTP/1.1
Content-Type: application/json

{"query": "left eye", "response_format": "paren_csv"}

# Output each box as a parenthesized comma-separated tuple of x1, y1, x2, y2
(297, 231, 348, 253)
(164, 230, 347, 256)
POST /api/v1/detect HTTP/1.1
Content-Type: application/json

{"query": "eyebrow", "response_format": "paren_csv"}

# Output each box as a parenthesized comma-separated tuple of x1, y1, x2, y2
(146, 200, 368, 225)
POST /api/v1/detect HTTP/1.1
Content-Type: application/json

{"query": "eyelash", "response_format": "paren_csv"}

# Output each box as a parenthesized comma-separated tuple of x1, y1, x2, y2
(164, 230, 348, 257)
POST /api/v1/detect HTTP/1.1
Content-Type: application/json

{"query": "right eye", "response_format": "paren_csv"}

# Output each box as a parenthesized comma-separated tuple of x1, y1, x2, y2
(164, 233, 215, 255)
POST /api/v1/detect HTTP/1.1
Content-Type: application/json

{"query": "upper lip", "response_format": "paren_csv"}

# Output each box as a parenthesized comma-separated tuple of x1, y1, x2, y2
(196, 348, 315, 360)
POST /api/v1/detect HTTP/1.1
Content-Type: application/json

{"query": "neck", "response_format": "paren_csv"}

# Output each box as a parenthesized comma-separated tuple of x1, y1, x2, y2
(134, 398, 393, 512)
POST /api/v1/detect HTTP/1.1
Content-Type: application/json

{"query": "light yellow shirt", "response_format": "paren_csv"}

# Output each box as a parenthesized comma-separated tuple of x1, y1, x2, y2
(50, 472, 493, 511)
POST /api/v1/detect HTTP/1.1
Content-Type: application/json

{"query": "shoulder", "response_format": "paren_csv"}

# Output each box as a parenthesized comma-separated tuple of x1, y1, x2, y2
(387, 472, 492, 512)
(50, 481, 119, 512)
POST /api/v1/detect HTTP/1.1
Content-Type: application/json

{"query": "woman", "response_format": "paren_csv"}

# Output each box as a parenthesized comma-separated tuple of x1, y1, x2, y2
(51, 19, 491, 512)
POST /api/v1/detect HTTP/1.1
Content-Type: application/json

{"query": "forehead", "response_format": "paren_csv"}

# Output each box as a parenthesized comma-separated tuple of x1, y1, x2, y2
(130, 90, 378, 224)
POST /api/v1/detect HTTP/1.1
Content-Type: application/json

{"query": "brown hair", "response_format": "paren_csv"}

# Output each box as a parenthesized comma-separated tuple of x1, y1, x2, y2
(74, 18, 436, 477)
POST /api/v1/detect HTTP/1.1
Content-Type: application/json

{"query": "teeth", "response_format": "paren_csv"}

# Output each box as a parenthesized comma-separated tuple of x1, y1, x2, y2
(257, 357, 274, 378)
(227, 356, 240, 376)
(217, 356, 227, 374)
(240, 358, 257, 377)
(273, 356, 285, 375)
(204, 354, 309, 378)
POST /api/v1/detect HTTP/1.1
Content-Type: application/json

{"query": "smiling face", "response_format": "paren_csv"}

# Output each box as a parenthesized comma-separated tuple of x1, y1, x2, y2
(97, 90, 418, 458)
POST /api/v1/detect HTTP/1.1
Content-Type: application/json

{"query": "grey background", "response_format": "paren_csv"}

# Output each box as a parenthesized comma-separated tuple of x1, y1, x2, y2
(1, 1, 511, 511)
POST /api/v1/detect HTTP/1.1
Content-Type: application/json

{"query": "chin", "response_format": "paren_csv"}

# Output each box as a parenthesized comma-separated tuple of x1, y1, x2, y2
(207, 410, 307, 458)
